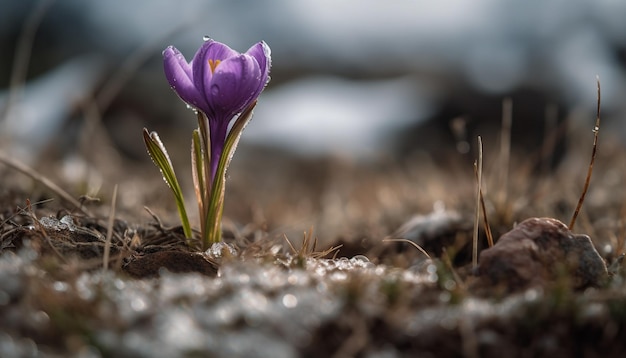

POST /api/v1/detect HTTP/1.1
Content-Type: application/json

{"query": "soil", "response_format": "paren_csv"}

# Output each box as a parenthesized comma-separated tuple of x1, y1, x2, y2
(2, 120, 626, 357)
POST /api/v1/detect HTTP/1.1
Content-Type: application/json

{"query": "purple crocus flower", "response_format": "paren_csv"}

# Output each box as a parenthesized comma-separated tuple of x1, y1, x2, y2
(163, 39, 271, 180)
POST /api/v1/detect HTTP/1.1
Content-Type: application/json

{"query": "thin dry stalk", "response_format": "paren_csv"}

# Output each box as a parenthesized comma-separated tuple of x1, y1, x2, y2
(382, 238, 431, 259)
(472, 136, 483, 269)
(0, 151, 91, 216)
(474, 166, 494, 248)
(103, 184, 118, 270)
(569, 78, 601, 230)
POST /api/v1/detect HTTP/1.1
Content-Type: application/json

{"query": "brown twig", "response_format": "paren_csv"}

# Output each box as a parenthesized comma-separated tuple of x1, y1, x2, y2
(569, 78, 601, 230)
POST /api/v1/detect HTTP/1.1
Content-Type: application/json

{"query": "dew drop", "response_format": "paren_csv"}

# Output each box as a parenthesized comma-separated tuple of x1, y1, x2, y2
(211, 84, 220, 96)
(282, 293, 298, 308)
(203, 35, 211, 42)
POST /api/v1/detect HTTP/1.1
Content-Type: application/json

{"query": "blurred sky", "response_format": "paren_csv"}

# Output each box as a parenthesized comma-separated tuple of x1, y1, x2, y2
(1, 0, 626, 161)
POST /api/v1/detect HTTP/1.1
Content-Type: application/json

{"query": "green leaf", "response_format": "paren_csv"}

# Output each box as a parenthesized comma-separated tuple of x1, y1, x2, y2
(191, 128, 206, 236)
(143, 128, 193, 241)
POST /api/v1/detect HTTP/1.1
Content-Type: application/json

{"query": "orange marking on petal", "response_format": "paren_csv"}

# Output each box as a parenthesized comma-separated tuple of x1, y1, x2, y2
(208, 59, 221, 73)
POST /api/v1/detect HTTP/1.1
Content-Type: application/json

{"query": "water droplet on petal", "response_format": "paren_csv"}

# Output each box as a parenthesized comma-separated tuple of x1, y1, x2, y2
(211, 84, 220, 96)
(203, 35, 211, 42)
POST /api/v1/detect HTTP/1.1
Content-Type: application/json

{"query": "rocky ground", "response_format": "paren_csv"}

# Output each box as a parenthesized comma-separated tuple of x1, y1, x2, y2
(1, 119, 626, 357)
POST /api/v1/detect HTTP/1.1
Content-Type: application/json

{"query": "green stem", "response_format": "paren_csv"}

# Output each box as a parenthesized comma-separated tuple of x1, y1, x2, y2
(203, 102, 257, 248)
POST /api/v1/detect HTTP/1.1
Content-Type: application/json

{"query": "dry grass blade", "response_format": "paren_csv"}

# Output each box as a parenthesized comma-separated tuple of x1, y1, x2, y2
(382, 238, 431, 259)
(284, 228, 342, 260)
(0, 151, 91, 216)
(103, 184, 118, 270)
(569, 78, 601, 230)
(472, 136, 483, 270)
(474, 165, 494, 248)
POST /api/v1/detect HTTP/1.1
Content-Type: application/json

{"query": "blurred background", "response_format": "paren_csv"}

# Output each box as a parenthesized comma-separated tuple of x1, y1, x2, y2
(1, 0, 626, 240)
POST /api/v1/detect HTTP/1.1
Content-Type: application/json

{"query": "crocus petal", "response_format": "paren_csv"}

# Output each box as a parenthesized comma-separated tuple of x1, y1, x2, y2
(245, 41, 272, 97)
(206, 54, 261, 121)
(164, 39, 270, 126)
(163, 46, 210, 115)
(192, 40, 240, 102)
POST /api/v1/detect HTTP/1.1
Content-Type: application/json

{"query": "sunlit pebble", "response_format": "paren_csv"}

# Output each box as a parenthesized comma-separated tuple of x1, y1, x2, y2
(350, 255, 375, 269)
(113, 279, 126, 290)
(205, 242, 237, 258)
(582, 302, 606, 318)
(52, 281, 69, 292)
(269, 245, 282, 255)
(60, 215, 76, 231)
(524, 288, 540, 301)
(335, 257, 351, 269)
(287, 272, 310, 286)
(214, 305, 237, 325)
(329, 271, 348, 282)
(603, 244, 612, 255)
(282, 293, 298, 308)
(76, 279, 95, 301)
(131, 297, 147, 312)
(350, 255, 370, 262)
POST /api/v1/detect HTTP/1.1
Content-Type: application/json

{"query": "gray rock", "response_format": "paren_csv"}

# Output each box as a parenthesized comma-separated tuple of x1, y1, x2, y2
(478, 217, 608, 292)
